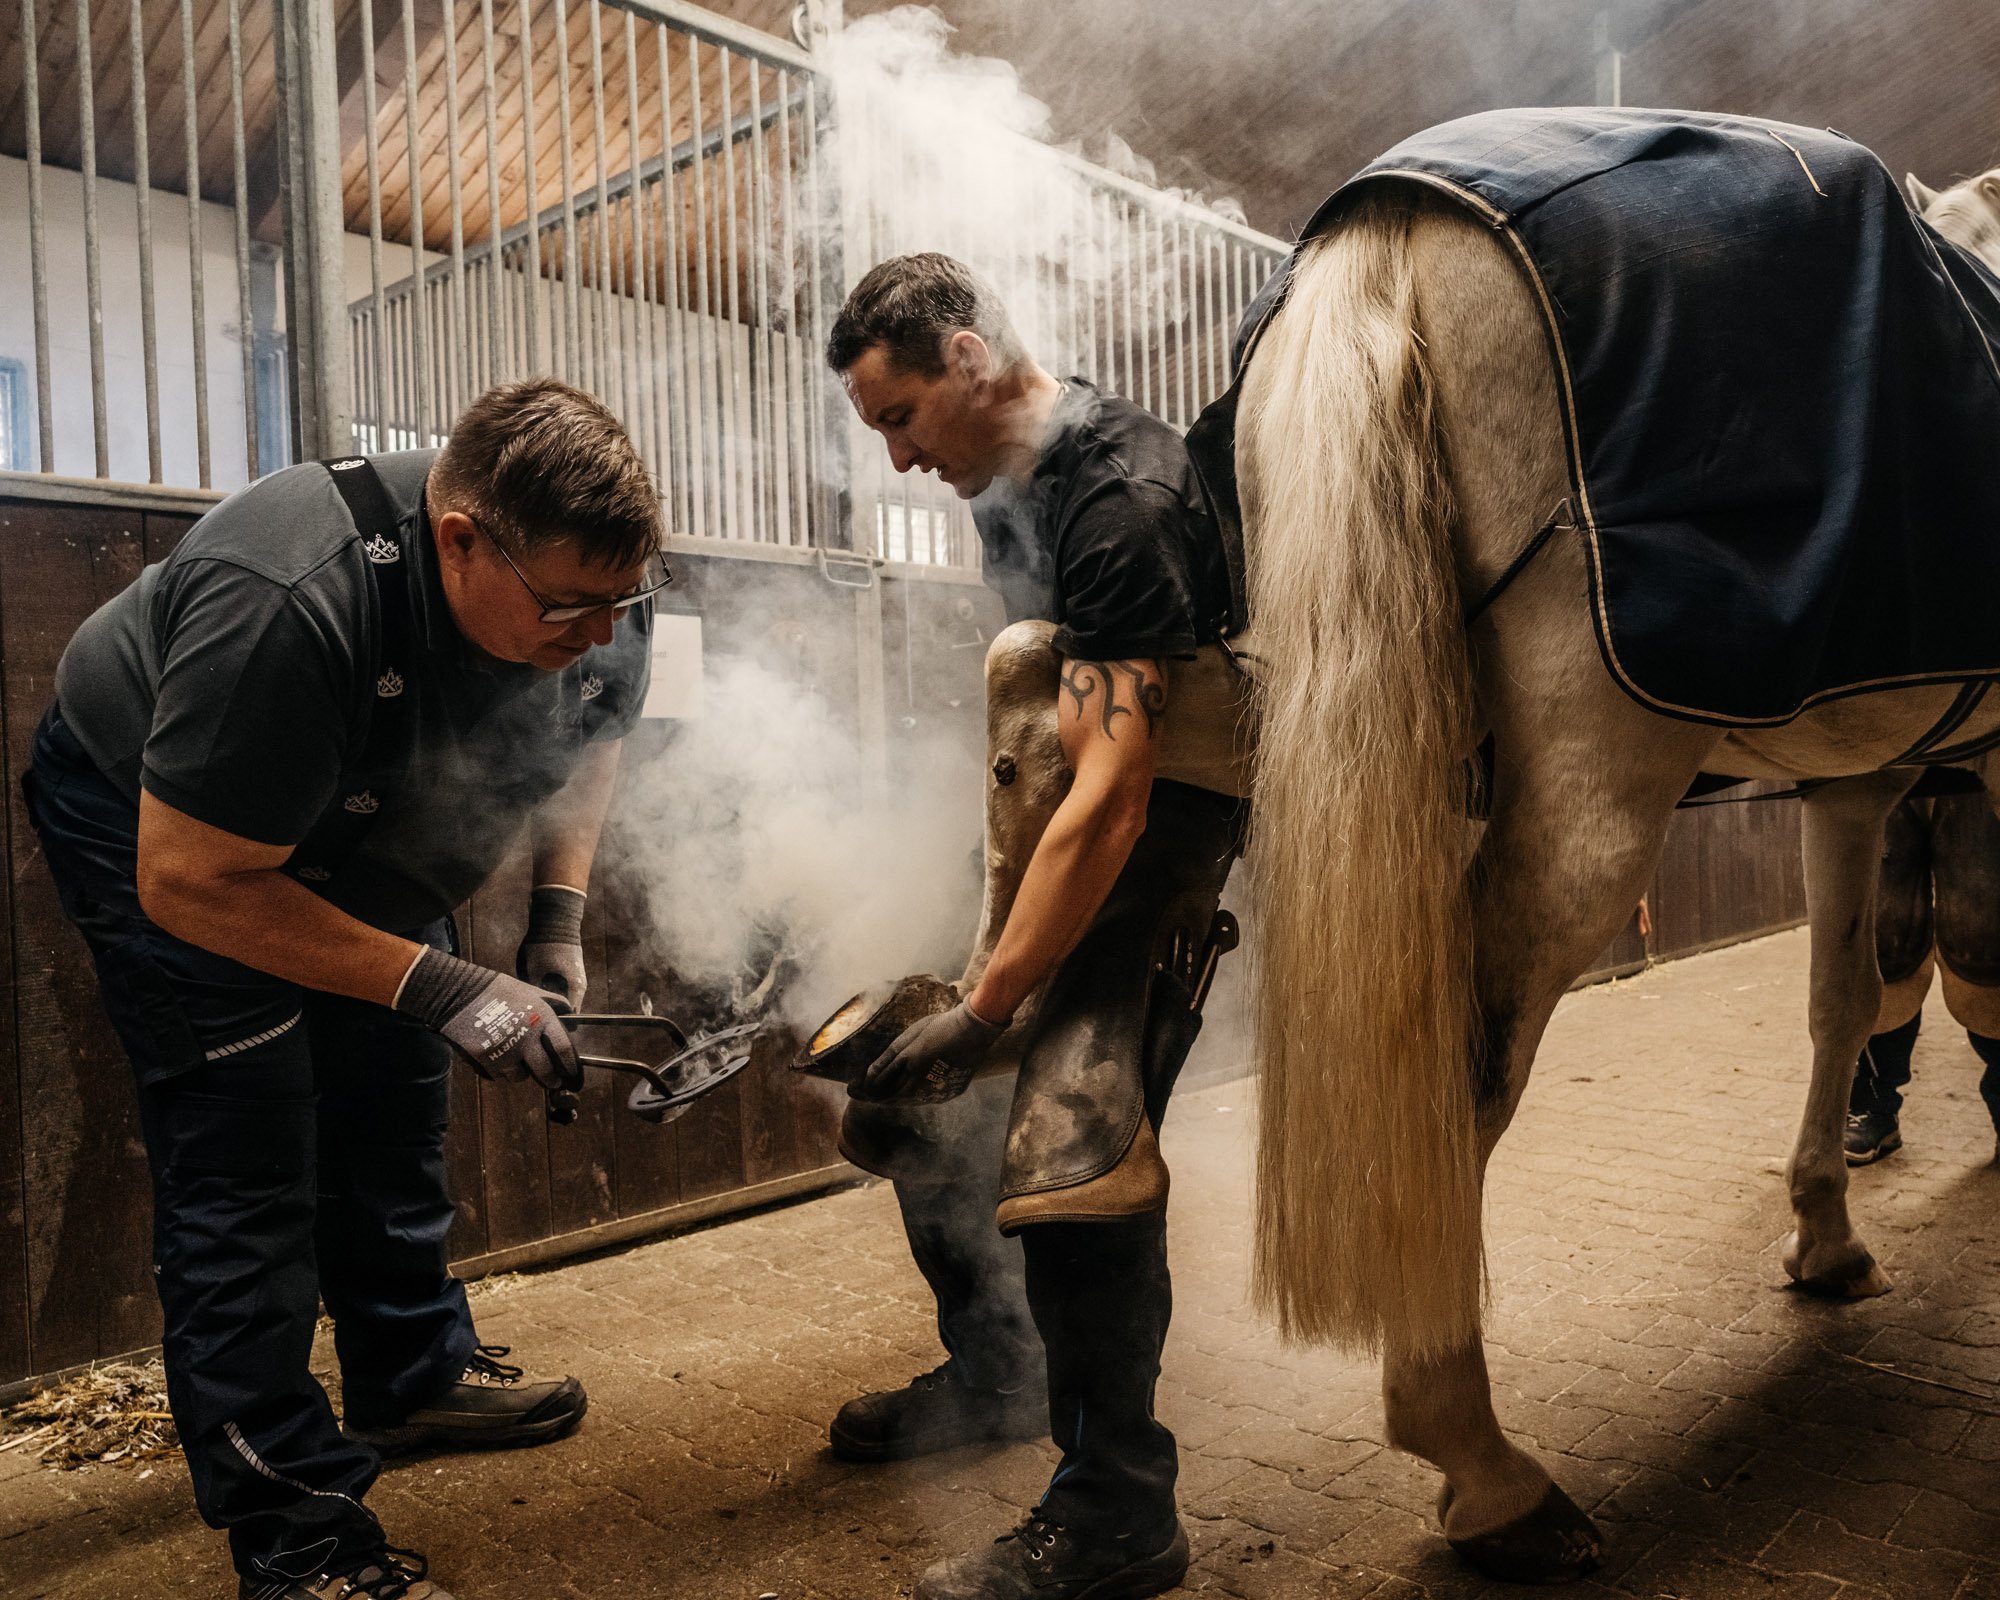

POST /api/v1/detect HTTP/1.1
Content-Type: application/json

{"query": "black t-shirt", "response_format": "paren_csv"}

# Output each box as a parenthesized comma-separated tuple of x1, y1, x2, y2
(55, 450, 651, 933)
(969, 379, 1232, 661)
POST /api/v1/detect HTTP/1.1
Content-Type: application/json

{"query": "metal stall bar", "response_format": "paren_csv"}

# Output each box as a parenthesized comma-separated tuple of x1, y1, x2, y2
(586, 0, 617, 418)
(623, 10, 655, 476)
(654, 20, 691, 536)
(179, 0, 212, 485)
(553, 0, 582, 381)
(228, 0, 258, 477)
(686, 31, 716, 538)
(362, 0, 392, 446)
(777, 66, 808, 547)
(749, 60, 776, 541)
(21, 0, 55, 472)
(76, 0, 109, 477)
(517, 0, 541, 374)
(401, 0, 430, 440)
(718, 46, 746, 541)
(480, 0, 506, 387)
(440, 0, 472, 413)
(129, 0, 164, 481)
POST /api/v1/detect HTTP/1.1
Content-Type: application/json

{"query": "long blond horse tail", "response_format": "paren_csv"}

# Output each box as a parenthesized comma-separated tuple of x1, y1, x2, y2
(1237, 194, 1482, 1360)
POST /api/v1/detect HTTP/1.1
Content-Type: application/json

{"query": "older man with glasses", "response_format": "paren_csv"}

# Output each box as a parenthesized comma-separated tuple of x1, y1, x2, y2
(23, 378, 665, 1600)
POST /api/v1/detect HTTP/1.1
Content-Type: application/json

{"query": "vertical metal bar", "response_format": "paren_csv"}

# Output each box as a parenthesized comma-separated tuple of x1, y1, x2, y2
(479, 0, 505, 385)
(440, 0, 470, 413)
(360, 0, 391, 446)
(718, 47, 746, 540)
(275, 0, 355, 458)
(1170, 217, 1187, 425)
(130, 0, 163, 480)
(552, 0, 581, 381)
(801, 64, 834, 549)
(586, 0, 614, 404)
(517, 0, 541, 373)
(21, 0, 55, 472)
(76, 0, 109, 476)
(777, 69, 806, 546)
(686, 35, 715, 539)
(655, 22, 689, 535)
(748, 60, 772, 539)
(622, 11, 653, 470)
(178, 0, 212, 483)
(401, 0, 430, 439)
(1118, 200, 1135, 411)
(228, 0, 257, 476)
(1079, 184, 1096, 389)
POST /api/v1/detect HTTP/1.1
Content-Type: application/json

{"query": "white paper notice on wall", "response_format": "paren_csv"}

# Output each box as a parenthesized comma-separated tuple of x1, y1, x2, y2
(641, 612, 704, 719)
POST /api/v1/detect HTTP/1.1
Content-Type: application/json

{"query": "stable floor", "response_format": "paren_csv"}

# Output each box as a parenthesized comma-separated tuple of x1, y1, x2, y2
(5, 927, 2000, 1599)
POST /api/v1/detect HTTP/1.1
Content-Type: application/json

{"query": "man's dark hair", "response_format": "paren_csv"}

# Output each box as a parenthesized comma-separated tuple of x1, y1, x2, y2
(431, 378, 661, 567)
(826, 252, 1028, 377)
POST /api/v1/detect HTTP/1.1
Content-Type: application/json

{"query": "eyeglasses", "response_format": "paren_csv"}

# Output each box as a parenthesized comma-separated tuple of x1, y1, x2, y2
(484, 527, 673, 623)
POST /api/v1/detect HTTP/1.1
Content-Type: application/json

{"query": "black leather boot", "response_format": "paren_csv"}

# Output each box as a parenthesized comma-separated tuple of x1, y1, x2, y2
(914, 1510, 1189, 1599)
(830, 1359, 1047, 1462)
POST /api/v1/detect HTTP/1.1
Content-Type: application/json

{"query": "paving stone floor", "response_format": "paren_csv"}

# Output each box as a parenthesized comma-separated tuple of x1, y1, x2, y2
(6, 927, 2000, 1599)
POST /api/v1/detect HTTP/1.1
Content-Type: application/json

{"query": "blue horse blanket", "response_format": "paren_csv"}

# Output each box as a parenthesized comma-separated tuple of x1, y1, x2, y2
(1187, 108, 2000, 727)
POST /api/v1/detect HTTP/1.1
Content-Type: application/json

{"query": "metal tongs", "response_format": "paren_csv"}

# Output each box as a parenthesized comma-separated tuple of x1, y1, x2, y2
(542, 1013, 761, 1127)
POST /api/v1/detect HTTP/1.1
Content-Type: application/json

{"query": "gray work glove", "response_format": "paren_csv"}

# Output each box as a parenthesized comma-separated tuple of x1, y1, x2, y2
(515, 884, 589, 1011)
(853, 998, 1006, 1104)
(396, 945, 581, 1091)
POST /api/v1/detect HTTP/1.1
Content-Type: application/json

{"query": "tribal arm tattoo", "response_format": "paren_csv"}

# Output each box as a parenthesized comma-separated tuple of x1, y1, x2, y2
(1059, 660, 1166, 739)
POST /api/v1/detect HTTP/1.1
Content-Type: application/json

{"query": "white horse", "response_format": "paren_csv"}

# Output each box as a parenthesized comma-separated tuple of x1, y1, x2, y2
(1234, 162, 2000, 1581)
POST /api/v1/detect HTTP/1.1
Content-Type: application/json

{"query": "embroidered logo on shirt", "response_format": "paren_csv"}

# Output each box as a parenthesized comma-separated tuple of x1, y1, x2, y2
(344, 791, 380, 815)
(363, 532, 401, 565)
(294, 866, 332, 882)
(376, 668, 404, 698)
(581, 674, 605, 702)
(329, 458, 367, 472)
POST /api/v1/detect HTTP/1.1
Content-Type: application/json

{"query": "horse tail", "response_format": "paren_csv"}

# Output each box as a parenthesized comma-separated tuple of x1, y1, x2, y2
(1237, 193, 1483, 1360)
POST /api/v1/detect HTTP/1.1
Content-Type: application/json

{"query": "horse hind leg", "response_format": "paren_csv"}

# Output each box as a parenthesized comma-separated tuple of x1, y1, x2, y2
(1382, 708, 1712, 1581)
(1784, 770, 1920, 1295)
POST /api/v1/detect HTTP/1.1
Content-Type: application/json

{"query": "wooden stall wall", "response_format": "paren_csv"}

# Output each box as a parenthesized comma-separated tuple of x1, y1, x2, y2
(0, 493, 1809, 1390)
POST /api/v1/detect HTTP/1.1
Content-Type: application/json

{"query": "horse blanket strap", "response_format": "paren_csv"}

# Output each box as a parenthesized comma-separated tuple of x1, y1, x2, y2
(1464, 501, 1570, 626)
(283, 457, 417, 886)
(1191, 108, 2000, 728)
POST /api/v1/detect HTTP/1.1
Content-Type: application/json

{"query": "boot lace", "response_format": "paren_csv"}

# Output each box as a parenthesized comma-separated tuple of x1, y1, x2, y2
(1000, 1511, 1064, 1562)
(462, 1343, 524, 1387)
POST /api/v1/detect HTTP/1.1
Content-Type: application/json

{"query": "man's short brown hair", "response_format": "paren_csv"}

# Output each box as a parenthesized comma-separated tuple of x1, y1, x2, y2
(431, 378, 662, 568)
(825, 252, 1028, 377)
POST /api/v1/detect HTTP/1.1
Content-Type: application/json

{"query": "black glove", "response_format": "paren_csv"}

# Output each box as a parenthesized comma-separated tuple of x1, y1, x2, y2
(515, 884, 588, 1010)
(396, 945, 581, 1091)
(853, 999, 1006, 1104)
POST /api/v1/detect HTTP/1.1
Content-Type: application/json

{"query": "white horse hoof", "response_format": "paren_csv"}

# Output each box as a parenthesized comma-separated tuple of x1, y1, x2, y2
(1781, 1231, 1892, 1297)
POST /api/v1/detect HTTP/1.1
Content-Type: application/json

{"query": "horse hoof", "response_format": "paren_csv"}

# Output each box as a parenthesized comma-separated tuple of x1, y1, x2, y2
(1447, 1483, 1603, 1584)
(1793, 1256, 1892, 1298)
(1782, 1232, 1892, 1298)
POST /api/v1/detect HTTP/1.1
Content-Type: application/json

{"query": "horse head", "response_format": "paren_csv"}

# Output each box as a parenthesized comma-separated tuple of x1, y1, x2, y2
(1907, 168, 2000, 274)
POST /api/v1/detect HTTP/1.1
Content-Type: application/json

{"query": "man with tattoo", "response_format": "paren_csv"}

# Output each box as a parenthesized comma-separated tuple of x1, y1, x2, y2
(824, 254, 1245, 1599)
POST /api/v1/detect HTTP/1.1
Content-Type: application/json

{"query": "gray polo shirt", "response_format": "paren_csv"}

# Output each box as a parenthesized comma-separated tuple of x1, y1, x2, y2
(56, 449, 652, 933)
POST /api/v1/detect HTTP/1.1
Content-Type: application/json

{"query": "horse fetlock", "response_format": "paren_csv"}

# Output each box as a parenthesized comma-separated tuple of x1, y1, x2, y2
(1781, 1228, 1892, 1297)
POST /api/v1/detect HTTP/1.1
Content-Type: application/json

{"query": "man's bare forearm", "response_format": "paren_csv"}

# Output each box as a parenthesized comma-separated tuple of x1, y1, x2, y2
(966, 777, 1149, 1023)
(143, 866, 425, 1007)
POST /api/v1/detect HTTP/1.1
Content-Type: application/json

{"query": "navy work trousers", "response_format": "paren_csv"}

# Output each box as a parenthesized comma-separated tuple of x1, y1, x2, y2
(24, 705, 477, 1582)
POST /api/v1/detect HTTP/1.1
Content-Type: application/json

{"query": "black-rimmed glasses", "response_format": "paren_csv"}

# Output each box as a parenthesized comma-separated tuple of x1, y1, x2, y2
(485, 528, 673, 623)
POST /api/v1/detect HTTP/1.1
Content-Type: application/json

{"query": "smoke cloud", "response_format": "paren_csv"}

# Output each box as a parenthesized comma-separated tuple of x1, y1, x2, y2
(613, 643, 984, 1034)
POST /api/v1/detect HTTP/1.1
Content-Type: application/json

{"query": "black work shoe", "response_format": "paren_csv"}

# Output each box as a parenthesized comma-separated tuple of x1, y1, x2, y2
(915, 1512, 1190, 1599)
(343, 1345, 586, 1457)
(1844, 1109, 1903, 1166)
(240, 1546, 450, 1600)
(830, 1360, 1046, 1463)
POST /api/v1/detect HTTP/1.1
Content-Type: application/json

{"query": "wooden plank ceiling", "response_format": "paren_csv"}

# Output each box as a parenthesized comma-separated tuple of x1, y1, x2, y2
(0, 0, 808, 254)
